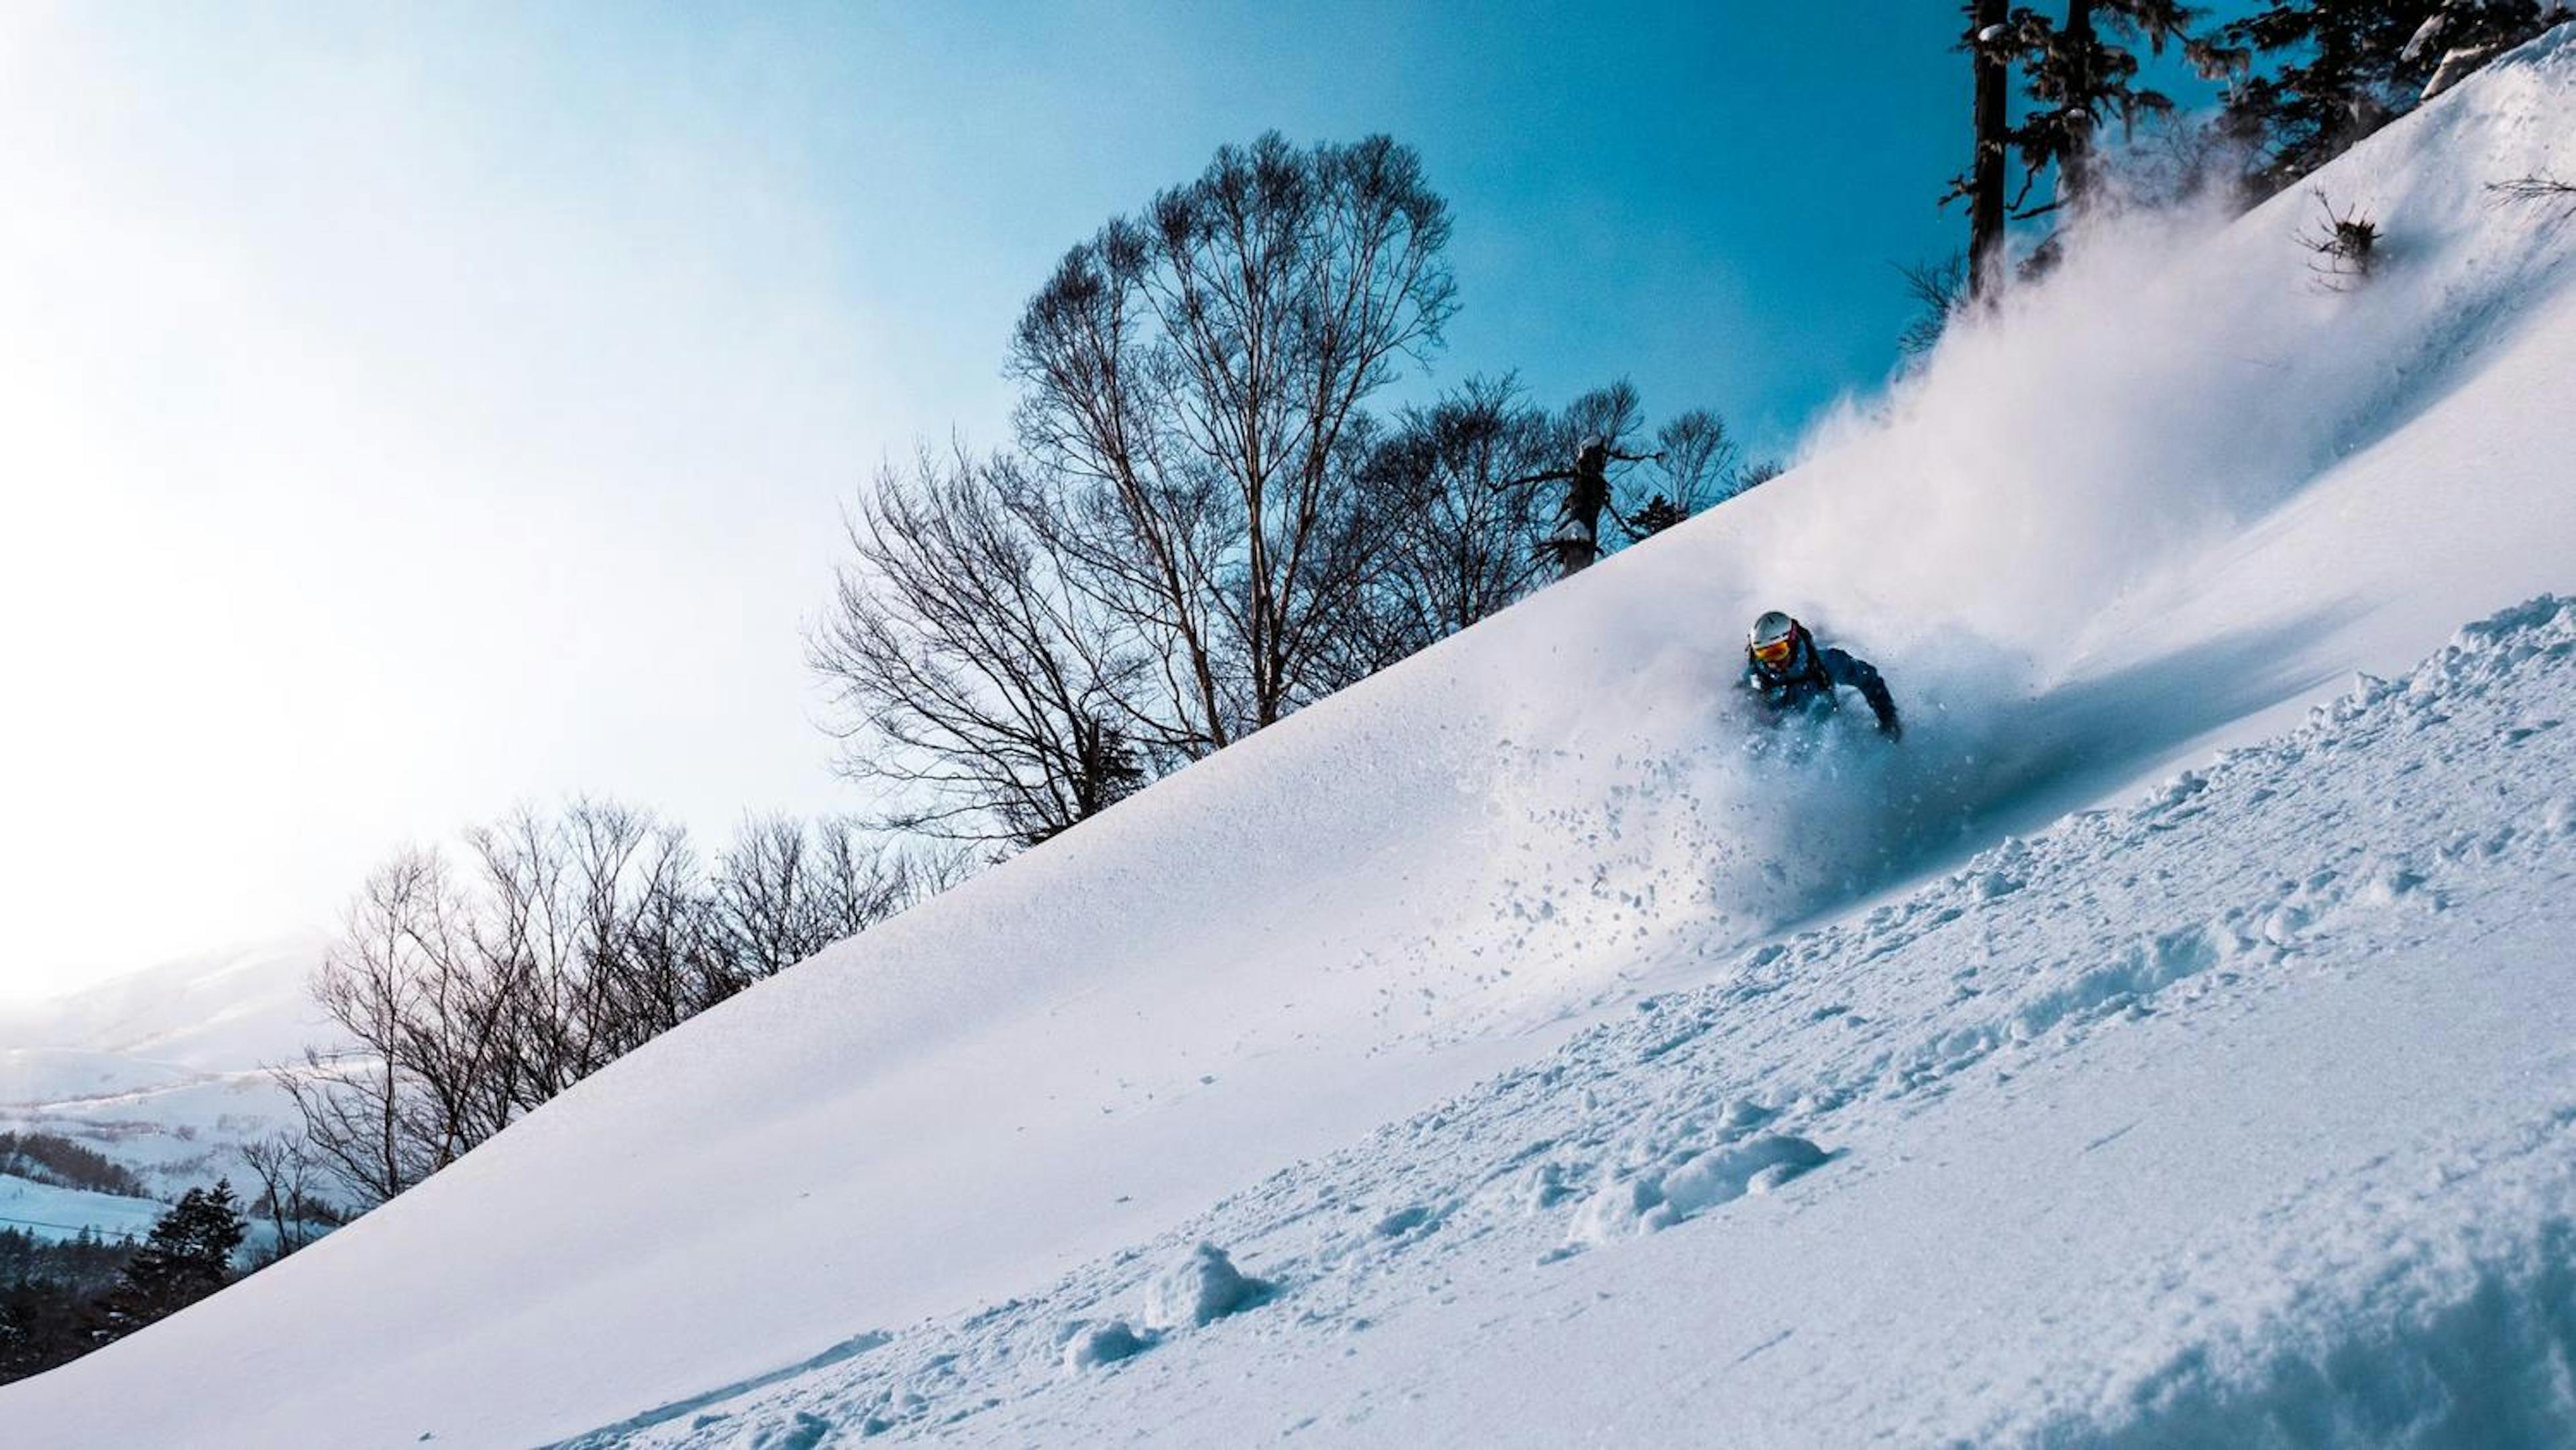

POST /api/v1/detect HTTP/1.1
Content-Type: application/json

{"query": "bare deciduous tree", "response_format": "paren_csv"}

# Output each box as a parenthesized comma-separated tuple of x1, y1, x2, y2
(819, 135, 1740, 843)
(1896, 255, 1970, 360)
(709, 814, 956, 976)
(1345, 375, 1560, 667)
(1008, 132, 1458, 754)
(239, 1133, 333, 1266)
(1558, 379, 1648, 458)
(1633, 409, 1741, 523)
(812, 449, 1147, 846)
(278, 804, 941, 1207)
(276, 851, 453, 1204)
(1736, 458, 1789, 491)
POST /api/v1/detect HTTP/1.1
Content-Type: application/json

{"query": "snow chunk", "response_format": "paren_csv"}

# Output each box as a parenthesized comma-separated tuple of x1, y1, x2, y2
(1719, 1098, 1778, 1132)
(1061, 1319, 1155, 1371)
(2542, 796, 2576, 837)
(1972, 869, 2026, 901)
(748, 1410, 832, 1450)
(1141, 1243, 1269, 1329)
(2357, 863, 2428, 907)
(1662, 1135, 1829, 1214)
(1570, 1135, 1829, 1245)
(1374, 1204, 1432, 1237)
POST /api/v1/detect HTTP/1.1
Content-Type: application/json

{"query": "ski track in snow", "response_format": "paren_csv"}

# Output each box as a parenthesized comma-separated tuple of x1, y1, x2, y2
(584, 603, 2576, 1446)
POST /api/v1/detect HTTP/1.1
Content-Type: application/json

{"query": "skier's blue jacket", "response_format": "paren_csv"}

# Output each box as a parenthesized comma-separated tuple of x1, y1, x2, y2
(1743, 637, 1902, 740)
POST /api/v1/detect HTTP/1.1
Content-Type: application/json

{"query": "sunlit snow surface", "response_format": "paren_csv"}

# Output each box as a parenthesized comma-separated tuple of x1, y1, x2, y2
(606, 597, 2576, 1448)
(8, 26, 2576, 1450)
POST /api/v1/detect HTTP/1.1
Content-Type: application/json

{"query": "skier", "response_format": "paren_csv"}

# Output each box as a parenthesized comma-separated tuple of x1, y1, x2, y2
(1742, 611, 1902, 742)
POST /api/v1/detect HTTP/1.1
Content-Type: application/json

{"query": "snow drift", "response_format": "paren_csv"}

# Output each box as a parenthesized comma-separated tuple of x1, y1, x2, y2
(7, 26, 2576, 1449)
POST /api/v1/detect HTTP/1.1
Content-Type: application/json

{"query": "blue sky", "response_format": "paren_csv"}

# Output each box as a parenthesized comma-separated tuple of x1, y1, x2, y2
(0, 2, 2230, 994)
(572, 0, 1982, 456)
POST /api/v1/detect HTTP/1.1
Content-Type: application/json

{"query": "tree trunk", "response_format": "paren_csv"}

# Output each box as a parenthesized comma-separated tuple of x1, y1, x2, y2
(1553, 440, 1612, 579)
(1969, 0, 2010, 301)
(2060, 0, 2098, 216)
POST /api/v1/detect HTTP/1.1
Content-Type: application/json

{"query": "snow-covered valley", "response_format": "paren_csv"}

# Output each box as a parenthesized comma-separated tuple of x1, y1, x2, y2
(7, 24, 2576, 1450)
(0, 938, 331, 1235)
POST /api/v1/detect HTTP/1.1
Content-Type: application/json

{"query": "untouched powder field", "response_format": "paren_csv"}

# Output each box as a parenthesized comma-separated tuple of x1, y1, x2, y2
(7, 28, 2575, 1450)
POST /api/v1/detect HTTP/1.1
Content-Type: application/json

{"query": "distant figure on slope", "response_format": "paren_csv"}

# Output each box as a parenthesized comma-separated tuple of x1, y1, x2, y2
(1743, 611, 1902, 741)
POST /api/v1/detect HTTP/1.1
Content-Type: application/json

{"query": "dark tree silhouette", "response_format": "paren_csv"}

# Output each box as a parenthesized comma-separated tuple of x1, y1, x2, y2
(1346, 374, 1560, 667)
(2005, 2, 2226, 223)
(2219, 1, 2561, 193)
(280, 804, 948, 1206)
(812, 449, 1147, 846)
(95, 1183, 246, 1338)
(1956, 0, 2017, 299)
(1008, 132, 1458, 754)
(1896, 255, 1970, 358)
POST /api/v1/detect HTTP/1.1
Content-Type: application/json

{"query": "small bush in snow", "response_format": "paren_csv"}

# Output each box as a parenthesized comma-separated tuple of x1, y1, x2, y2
(2301, 191, 2381, 289)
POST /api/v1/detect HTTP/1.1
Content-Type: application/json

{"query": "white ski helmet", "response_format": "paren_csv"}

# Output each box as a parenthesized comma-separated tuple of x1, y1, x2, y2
(1748, 611, 1805, 669)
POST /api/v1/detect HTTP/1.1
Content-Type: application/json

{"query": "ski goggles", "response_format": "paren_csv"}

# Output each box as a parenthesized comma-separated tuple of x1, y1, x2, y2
(1751, 633, 1798, 667)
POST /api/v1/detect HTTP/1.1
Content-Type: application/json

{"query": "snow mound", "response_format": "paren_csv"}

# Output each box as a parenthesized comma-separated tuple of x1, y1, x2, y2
(1059, 1320, 1152, 1373)
(1140, 1243, 1269, 1331)
(1566, 1133, 1828, 1247)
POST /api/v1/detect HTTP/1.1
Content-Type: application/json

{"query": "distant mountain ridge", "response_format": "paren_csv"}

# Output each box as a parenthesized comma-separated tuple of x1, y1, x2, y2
(0, 936, 338, 1208)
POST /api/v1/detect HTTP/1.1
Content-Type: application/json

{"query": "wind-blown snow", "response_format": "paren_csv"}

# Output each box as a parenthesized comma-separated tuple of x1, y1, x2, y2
(6, 25, 2575, 1450)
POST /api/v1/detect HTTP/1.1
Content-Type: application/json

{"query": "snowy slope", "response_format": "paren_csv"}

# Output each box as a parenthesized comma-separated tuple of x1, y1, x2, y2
(0, 936, 337, 1203)
(0, 1172, 167, 1246)
(598, 596, 2576, 1447)
(7, 28, 2575, 1450)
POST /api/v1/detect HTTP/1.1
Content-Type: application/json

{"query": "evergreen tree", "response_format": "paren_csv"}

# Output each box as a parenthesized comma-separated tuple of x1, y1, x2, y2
(1955, 0, 2017, 300)
(2006, 2, 2229, 220)
(95, 1182, 246, 1339)
(1627, 495, 1691, 537)
(2218, 1, 2557, 192)
(1953, 1, 2220, 295)
(2406, 0, 2568, 98)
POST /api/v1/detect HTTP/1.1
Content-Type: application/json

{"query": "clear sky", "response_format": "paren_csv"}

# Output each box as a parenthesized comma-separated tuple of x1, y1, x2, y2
(0, 2, 2025, 998)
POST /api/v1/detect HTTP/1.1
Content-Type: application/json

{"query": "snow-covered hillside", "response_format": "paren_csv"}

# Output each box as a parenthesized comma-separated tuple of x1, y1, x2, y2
(7, 27, 2575, 1450)
(0, 936, 335, 1205)
(0, 1171, 168, 1246)
(597, 594, 2576, 1447)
